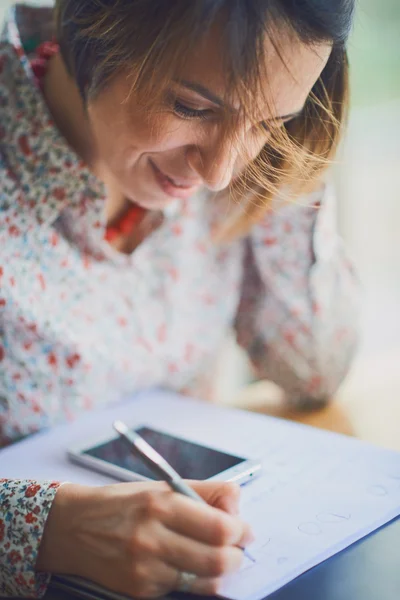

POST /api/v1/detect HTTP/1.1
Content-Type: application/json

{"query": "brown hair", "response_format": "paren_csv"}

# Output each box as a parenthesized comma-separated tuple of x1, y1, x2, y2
(55, 0, 353, 240)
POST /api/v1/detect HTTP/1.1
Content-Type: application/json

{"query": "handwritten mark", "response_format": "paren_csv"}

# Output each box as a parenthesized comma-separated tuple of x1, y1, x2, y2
(368, 484, 388, 497)
(317, 512, 351, 524)
(258, 538, 272, 555)
(298, 522, 322, 536)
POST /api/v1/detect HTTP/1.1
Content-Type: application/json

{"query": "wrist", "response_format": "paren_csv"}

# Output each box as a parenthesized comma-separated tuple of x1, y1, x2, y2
(36, 482, 92, 576)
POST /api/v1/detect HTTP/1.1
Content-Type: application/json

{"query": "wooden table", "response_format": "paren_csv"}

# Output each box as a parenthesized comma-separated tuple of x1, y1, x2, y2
(228, 380, 356, 437)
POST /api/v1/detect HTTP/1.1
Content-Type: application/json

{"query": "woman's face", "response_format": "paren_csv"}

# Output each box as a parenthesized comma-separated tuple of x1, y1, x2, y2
(87, 25, 331, 210)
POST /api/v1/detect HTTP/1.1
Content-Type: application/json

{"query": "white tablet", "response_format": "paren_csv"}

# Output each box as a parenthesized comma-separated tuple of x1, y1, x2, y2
(68, 425, 261, 485)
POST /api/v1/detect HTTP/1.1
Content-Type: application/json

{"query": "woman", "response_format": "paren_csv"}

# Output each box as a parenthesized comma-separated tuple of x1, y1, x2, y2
(0, 1, 359, 598)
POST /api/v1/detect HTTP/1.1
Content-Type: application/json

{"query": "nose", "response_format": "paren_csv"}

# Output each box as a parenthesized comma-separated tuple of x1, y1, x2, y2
(185, 130, 239, 192)
(186, 126, 268, 192)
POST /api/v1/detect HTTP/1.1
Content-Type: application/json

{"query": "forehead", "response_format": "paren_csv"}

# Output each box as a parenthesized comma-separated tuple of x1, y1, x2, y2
(178, 20, 332, 118)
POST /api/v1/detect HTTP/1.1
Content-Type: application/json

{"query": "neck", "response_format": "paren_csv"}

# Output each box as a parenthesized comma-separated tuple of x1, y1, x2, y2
(42, 53, 128, 225)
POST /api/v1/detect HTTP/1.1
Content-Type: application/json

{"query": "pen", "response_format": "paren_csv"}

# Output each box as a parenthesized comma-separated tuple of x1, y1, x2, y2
(113, 420, 255, 563)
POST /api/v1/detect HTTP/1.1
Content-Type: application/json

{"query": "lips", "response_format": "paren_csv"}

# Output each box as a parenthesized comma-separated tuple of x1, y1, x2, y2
(149, 160, 201, 200)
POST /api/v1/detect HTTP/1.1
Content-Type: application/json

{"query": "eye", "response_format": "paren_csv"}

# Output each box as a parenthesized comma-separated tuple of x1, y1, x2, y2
(173, 100, 210, 121)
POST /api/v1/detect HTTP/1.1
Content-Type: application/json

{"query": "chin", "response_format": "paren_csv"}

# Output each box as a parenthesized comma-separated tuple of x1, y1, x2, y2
(124, 182, 176, 211)
(134, 195, 176, 211)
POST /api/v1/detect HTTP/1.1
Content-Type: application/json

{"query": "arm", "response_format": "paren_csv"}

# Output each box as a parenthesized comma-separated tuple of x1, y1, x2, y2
(0, 479, 61, 598)
(234, 181, 360, 406)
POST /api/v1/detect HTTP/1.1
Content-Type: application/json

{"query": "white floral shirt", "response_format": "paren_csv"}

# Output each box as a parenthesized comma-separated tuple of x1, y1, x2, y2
(0, 4, 360, 597)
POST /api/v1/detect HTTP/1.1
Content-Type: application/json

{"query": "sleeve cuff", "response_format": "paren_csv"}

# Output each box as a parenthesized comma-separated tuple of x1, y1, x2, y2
(0, 479, 61, 598)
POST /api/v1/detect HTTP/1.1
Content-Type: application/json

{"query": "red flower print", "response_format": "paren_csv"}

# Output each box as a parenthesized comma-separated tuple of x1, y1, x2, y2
(184, 343, 194, 363)
(0, 298, 6, 307)
(284, 330, 296, 345)
(157, 323, 166, 343)
(66, 353, 80, 369)
(312, 301, 321, 315)
(196, 241, 207, 254)
(27, 323, 38, 334)
(48, 353, 57, 368)
(50, 233, 59, 246)
(263, 236, 277, 246)
(53, 187, 66, 201)
(83, 255, 91, 270)
(18, 134, 32, 156)
(8, 225, 20, 237)
(15, 574, 27, 588)
(0, 346, 4, 361)
(9, 550, 22, 565)
(202, 293, 216, 305)
(0, 518, 4, 541)
(37, 273, 46, 291)
(172, 223, 183, 236)
(49, 482, 60, 489)
(0, 266, 3, 278)
(137, 337, 152, 353)
(25, 484, 41, 498)
(25, 512, 37, 524)
(284, 222, 293, 234)
(167, 267, 179, 281)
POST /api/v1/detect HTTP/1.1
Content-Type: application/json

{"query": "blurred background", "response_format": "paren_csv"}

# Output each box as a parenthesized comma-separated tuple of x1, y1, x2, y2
(1, 1, 399, 447)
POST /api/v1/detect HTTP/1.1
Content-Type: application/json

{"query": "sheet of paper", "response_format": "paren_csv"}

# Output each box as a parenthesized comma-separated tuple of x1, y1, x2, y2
(2, 389, 400, 600)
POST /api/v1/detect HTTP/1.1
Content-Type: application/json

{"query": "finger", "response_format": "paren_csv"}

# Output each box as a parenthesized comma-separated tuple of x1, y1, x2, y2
(159, 527, 243, 578)
(161, 493, 252, 547)
(129, 559, 178, 598)
(189, 481, 241, 515)
(186, 576, 224, 597)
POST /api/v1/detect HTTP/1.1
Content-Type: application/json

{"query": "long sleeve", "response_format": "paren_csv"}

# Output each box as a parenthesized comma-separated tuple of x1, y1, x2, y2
(0, 479, 61, 598)
(235, 182, 360, 406)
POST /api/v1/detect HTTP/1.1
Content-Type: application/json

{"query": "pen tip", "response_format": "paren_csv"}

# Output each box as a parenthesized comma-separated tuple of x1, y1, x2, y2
(244, 549, 256, 563)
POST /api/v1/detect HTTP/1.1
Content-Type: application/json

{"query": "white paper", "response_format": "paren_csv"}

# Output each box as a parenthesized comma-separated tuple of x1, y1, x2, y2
(2, 389, 400, 600)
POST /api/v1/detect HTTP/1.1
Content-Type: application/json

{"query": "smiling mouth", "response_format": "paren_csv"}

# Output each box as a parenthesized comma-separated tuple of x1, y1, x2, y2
(149, 160, 200, 190)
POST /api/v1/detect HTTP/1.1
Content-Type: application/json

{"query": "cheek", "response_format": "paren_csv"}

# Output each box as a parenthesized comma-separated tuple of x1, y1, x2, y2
(235, 131, 270, 173)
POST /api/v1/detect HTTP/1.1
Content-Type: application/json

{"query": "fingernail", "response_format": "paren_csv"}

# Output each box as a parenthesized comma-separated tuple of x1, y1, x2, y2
(225, 498, 240, 515)
(242, 529, 256, 546)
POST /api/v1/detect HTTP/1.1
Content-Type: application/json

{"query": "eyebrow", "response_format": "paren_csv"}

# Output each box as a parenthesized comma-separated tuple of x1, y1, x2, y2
(178, 79, 305, 122)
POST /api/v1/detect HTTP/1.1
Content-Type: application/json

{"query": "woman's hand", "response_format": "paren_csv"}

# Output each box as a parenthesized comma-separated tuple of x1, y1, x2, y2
(37, 480, 253, 598)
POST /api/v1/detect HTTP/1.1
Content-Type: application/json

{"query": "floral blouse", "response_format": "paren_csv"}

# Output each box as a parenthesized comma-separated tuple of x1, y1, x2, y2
(0, 4, 360, 598)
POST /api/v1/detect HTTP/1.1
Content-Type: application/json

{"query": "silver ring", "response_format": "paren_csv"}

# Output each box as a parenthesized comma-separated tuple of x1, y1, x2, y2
(176, 570, 197, 593)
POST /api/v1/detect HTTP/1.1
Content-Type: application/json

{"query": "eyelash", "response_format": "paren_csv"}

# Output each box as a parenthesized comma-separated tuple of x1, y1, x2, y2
(173, 99, 289, 133)
(173, 100, 210, 121)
